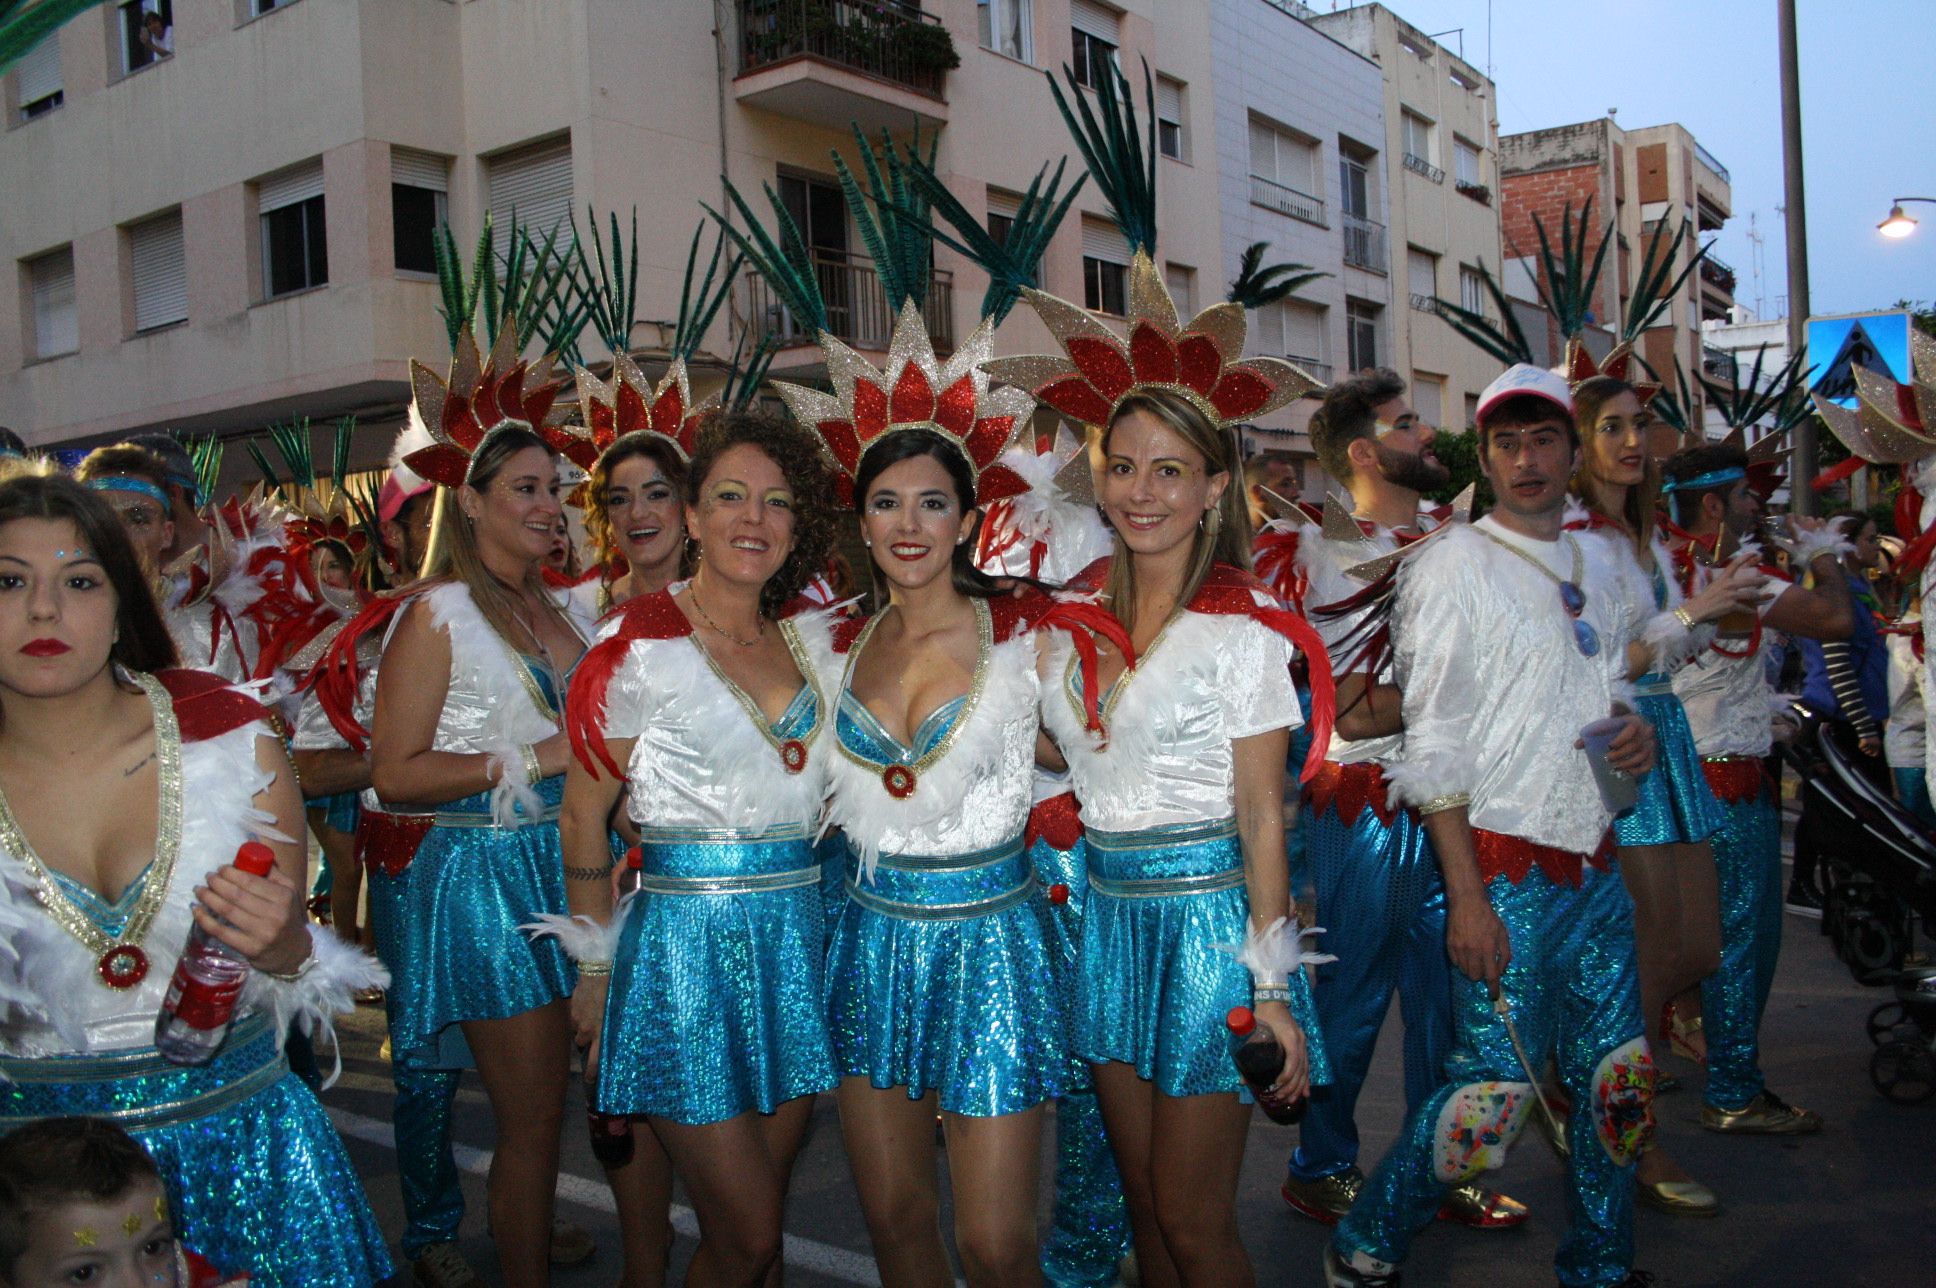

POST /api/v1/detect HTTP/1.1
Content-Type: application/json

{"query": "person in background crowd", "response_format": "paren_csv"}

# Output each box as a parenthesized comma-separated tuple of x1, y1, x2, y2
(1884, 604, 1932, 824)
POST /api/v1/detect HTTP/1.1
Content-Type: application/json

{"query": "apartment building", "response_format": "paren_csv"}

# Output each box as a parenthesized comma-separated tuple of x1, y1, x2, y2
(1500, 115, 1733, 437)
(1206, 0, 1384, 465)
(1309, 2, 1503, 433)
(1, 0, 1224, 470)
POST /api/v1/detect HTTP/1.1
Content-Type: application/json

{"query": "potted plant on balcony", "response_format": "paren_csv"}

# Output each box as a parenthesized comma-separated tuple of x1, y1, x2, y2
(888, 17, 960, 77)
(1456, 179, 1491, 205)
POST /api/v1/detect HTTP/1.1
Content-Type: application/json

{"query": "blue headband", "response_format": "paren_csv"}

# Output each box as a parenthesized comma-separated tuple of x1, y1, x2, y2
(1660, 466, 1745, 495)
(86, 476, 171, 508)
(162, 470, 202, 507)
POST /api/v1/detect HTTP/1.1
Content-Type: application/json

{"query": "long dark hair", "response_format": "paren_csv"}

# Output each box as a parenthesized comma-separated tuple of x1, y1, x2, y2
(585, 431, 689, 585)
(684, 409, 835, 620)
(1570, 374, 1660, 557)
(0, 473, 177, 676)
(852, 429, 1019, 610)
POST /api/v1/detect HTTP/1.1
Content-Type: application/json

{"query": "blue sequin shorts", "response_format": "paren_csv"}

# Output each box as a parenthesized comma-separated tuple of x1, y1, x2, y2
(598, 824, 837, 1125)
(827, 836, 1065, 1116)
(1614, 678, 1730, 848)
(0, 1017, 393, 1288)
(1077, 818, 1328, 1098)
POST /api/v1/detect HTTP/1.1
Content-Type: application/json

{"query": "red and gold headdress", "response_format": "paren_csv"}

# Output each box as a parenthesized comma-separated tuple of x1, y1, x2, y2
(570, 354, 716, 472)
(772, 305, 1034, 507)
(1562, 338, 1660, 405)
(981, 252, 1321, 434)
(405, 325, 586, 488)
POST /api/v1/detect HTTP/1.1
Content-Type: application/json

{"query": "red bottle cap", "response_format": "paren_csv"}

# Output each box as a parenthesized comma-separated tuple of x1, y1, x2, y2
(1047, 882, 1070, 906)
(233, 841, 276, 878)
(1225, 1006, 1257, 1037)
(626, 846, 644, 870)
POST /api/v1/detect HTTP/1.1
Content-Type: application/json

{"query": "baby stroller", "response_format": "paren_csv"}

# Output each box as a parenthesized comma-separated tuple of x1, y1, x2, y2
(1781, 702, 1936, 984)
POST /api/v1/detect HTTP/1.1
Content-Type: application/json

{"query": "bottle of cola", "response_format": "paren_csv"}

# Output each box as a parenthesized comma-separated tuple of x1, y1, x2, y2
(1226, 1005, 1304, 1125)
(588, 847, 644, 1167)
(155, 842, 279, 1065)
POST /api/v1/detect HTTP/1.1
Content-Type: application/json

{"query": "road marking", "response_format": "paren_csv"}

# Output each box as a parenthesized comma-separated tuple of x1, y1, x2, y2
(327, 1107, 885, 1286)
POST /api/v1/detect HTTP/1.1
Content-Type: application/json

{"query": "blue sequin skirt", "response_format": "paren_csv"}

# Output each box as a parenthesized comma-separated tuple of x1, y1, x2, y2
(1614, 678, 1730, 847)
(1078, 818, 1329, 1098)
(376, 777, 574, 1063)
(0, 1017, 393, 1288)
(599, 825, 836, 1125)
(316, 789, 361, 834)
(827, 836, 1065, 1116)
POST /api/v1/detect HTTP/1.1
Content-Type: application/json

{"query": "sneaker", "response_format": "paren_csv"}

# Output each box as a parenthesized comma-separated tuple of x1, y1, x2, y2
(410, 1243, 478, 1288)
(1282, 1167, 1364, 1225)
(1701, 1089, 1823, 1134)
(1322, 1242, 1402, 1287)
(1784, 884, 1823, 918)
(1436, 1182, 1529, 1228)
(548, 1220, 595, 1268)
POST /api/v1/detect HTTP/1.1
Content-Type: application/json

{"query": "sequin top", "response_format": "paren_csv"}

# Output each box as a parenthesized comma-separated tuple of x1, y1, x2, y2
(819, 599, 1042, 866)
(599, 610, 834, 835)
(1390, 517, 1635, 854)
(1041, 609, 1300, 832)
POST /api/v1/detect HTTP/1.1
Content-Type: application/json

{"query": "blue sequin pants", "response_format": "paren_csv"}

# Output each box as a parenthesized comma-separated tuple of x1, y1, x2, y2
(1029, 832, 1131, 1288)
(1336, 865, 1652, 1288)
(1698, 775, 1784, 1111)
(0, 1018, 394, 1288)
(1289, 792, 1450, 1181)
(367, 861, 465, 1258)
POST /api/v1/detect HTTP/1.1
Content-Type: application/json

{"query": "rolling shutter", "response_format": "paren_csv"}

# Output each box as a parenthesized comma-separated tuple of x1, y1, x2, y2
(1070, 0, 1117, 41)
(16, 35, 60, 107)
(1081, 216, 1129, 264)
(30, 251, 76, 358)
(258, 159, 324, 213)
(486, 136, 574, 258)
(131, 211, 187, 331)
(390, 148, 448, 192)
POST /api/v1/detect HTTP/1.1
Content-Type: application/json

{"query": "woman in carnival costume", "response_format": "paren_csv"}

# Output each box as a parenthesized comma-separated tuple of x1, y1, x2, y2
(0, 472, 390, 1287)
(985, 253, 1334, 1284)
(546, 408, 840, 1287)
(769, 308, 1131, 1286)
(1564, 367, 1762, 1216)
(331, 326, 597, 1287)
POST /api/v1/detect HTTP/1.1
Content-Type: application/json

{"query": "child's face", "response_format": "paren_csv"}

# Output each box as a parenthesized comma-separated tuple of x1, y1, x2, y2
(6, 1179, 177, 1288)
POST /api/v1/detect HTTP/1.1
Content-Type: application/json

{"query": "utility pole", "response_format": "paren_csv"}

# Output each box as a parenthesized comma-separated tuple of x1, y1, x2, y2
(1779, 0, 1816, 513)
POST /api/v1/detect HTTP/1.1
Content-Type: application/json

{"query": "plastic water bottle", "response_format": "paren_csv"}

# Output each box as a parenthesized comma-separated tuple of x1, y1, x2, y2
(1226, 1006, 1304, 1125)
(155, 842, 278, 1065)
(588, 847, 644, 1167)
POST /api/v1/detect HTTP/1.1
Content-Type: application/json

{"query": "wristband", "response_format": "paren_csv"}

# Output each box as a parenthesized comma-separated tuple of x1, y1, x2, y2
(575, 960, 613, 978)
(519, 742, 543, 787)
(261, 948, 318, 984)
(1252, 984, 1294, 1006)
(1673, 606, 1695, 631)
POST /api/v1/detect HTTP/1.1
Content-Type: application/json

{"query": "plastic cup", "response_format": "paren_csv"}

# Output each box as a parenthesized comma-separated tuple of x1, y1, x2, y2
(1581, 717, 1640, 814)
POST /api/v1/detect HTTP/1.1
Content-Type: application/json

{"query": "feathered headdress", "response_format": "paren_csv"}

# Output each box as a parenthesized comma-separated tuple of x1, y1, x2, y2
(1811, 329, 1936, 578)
(405, 323, 587, 488)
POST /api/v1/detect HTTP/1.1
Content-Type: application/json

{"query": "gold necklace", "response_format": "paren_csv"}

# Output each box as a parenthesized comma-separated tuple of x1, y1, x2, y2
(690, 620, 822, 774)
(687, 583, 765, 647)
(0, 672, 184, 989)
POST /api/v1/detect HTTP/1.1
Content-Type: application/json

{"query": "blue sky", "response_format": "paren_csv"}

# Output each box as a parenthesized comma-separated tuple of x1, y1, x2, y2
(1367, 0, 1936, 319)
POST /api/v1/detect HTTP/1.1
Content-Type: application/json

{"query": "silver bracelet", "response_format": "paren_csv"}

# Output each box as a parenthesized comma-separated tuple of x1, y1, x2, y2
(1252, 984, 1294, 1006)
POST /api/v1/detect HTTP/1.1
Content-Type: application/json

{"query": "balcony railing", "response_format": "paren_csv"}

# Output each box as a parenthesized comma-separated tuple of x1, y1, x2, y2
(1342, 213, 1387, 273)
(1286, 355, 1332, 383)
(738, 0, 951, 97)
(1700, 254, 1736, 294)
(1693, 139, 1730, 185)
(1702, 344, 1738, 382)
(1409, 292, 1438, 312)
(1403, 153, 1444, 184)
(1249, 173, 1326, 227)
(744, 250, 954, 354)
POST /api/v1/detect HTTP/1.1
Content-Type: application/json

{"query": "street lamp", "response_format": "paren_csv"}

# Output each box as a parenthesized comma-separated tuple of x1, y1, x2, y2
(1878, 197, 1936, 239)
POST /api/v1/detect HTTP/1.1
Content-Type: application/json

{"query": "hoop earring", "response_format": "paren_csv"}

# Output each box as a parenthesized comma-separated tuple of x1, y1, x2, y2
(1205, 505, 1223, 534)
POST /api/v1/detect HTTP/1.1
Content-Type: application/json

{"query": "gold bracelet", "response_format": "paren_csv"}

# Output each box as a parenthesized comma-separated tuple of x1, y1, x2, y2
(1419, 792, 1470, 816)
(575, 961, 613, 978)
(520, 743, 543, 786)
(1672, 606, 1696, 631)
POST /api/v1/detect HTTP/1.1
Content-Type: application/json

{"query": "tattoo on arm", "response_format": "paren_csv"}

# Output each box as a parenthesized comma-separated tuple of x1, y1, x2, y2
(122, 752, 155, 778)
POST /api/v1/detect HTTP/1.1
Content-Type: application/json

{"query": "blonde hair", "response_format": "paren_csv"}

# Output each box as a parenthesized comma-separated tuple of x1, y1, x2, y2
(1100, 389, 1253, 635)
(420, 426, 568, 649)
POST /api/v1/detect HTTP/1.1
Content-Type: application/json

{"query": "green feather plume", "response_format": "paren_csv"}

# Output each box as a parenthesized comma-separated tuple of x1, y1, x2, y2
(897, 155, 1086, 325)
(1227, 241, 1328, 309)
(831, 124, 939, 312)
(703, 179, 828, 336)
(672, 221, 742, 362)
(0, 1, 107, 77)
(1048, 57, 1158, 258)
(1431, 259, 1537, 366)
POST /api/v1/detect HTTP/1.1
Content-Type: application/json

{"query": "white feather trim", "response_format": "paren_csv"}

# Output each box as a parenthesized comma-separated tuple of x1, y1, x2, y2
(1213, 915, 1336, 985)
(823, 629, 1040, 878)
(389, 401, 437, 486)
(483, 742, 547, 829)
(242, 924, 388, 1090)
(521, 895, 634, 965)
(1779, 523, 1854, 569)
(1381, 750, 1474, 811)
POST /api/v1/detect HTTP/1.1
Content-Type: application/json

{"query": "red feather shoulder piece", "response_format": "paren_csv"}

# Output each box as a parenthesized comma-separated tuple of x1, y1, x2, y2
(1251, 525, 1306, 611)
(830, 613, 871, 655)
(999, 590, 1135, 734)
(1185, 564, 1335, 784)
(156, 669, 271, 743)
(304, 586, 434, 752)
(566, 590, 694, 779)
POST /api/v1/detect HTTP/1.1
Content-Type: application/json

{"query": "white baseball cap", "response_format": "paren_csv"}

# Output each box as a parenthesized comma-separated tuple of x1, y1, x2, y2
(1475, 363, 1574, 427)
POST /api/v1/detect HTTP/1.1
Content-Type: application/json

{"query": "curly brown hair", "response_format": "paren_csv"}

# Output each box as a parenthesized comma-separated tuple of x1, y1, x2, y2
(684, 409, 835, 619)
(584, 431, 689, 582)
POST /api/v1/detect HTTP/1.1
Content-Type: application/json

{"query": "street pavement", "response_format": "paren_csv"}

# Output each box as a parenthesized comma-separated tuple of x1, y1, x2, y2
(320, 855, 1936, 1287)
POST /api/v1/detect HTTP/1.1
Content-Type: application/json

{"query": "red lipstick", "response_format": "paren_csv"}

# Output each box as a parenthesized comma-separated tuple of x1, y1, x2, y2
(20, 639, 69, 657)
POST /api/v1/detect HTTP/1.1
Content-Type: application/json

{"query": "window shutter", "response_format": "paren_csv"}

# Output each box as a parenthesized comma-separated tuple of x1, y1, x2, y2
(31, 250, 77, 358)
(258, 160, 324, 214)
(1081, 216, 1129, 265)
(1251, 302, 1283, 356)
(486, 136, 575, 258)
(1155, 76, 1182, 124)
(1285, 302, 1323, 361)
(1248, 120, 1276, 181)
(131, 211, 187, 332)
(987, 189, 1021, 220)
(391, 148, 448, 193)
(1407, 248, 1436, 298)
(16, 35, 60, 106)
(1070, 0, 1117, 41)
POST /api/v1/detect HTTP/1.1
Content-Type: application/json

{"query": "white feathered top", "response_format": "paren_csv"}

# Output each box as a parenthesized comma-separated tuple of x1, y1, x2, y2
(0, 672, 384, 1065)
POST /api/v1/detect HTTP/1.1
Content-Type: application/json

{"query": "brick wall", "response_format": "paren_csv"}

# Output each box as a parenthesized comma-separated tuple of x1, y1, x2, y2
(1499, 162, 1617, 357)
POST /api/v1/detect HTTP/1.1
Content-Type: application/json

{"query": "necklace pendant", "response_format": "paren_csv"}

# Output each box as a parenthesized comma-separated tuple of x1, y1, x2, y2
(97, 943, 149, 989)
(882, 763, 917, 799)
(1573, 619, 1602, 658)
(1558, 581, 1586, 614)
(780, 738, 809, 775)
